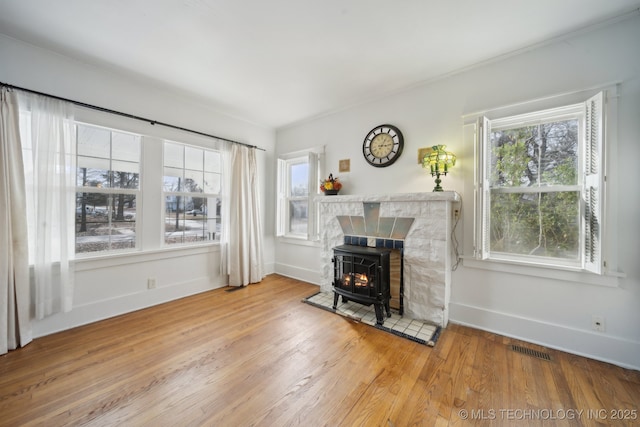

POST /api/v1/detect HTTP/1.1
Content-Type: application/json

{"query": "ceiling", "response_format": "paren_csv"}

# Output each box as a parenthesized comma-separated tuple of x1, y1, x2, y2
(1, 0, 638, 128)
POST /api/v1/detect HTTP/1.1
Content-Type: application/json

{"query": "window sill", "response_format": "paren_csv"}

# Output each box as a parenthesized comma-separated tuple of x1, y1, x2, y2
(461, 256, 624, 288)
(277, 236, 320, 248)
(74, 243, 219, 272)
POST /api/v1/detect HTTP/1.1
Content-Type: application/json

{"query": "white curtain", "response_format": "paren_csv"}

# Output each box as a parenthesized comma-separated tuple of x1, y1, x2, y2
(0, 87, 32, 354)
(220, 142, 232, 277)
(220, 143, 265, 286)
(18, 92, 75, 319)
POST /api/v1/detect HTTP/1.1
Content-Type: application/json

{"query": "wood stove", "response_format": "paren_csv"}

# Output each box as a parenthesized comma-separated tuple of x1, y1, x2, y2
(332, 244, 392, 325)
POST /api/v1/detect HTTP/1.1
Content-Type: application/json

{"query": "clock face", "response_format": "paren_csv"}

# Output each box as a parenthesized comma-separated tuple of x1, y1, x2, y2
(362, 124, 404, 167)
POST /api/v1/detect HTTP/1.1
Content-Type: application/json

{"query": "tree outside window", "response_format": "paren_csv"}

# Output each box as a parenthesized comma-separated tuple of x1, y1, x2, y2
(489, 119, 580, 260)
(163, 142, 221, 245)
(76, 124, 140, 254)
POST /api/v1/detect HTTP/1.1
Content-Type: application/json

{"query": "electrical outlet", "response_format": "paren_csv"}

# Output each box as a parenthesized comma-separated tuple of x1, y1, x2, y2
(592, 315, 605, 332)
(454, 209, 460, 220)
(147, 278, 157, 289)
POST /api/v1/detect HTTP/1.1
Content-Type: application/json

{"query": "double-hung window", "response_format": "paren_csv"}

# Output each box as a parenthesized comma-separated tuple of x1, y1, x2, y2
(163, 141, 222, 244)
(276, 149, 323, 240)
(19, 98, 228, 259)
(475, 91, 605, 274)
(76, 123, 141, 254)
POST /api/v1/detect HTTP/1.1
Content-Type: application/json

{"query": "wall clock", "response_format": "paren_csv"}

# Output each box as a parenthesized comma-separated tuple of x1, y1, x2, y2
(362, 124, 404, 167)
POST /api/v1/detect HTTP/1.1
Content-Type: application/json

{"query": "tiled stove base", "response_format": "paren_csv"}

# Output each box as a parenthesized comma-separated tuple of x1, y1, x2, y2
(304, 292, 441, 347)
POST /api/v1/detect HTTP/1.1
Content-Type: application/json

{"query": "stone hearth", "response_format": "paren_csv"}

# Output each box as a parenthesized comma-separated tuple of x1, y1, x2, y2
(318, 192, 459, 327)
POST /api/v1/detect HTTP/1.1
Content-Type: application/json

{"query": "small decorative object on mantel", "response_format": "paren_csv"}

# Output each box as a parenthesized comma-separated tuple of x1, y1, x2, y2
(320, 173, 342, 195)
(422, 145, 456, 191)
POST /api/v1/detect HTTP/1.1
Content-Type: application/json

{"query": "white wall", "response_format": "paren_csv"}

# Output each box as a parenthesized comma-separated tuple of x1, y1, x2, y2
(0, 34, 277, 337)
(276, 15, 640, 369)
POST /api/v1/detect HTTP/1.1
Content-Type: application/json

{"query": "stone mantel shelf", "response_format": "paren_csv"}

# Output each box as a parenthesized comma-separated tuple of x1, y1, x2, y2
(316, 191, 460, 203)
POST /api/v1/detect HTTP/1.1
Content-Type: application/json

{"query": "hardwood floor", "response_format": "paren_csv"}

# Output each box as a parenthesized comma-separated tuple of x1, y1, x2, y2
(1, 274, 638, 426)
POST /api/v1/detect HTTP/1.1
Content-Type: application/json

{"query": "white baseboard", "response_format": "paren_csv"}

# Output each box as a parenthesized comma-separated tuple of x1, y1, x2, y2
(274, 262, 320, 285)
(449, 302, 640, 371)
(33, 276, 224, 338)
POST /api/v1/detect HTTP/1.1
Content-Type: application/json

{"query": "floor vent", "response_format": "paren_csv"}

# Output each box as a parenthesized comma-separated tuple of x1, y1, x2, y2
(510, 344, 552, 361)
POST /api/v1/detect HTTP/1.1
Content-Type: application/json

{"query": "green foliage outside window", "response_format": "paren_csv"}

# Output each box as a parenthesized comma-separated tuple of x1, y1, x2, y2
(489, 120, 580, 260)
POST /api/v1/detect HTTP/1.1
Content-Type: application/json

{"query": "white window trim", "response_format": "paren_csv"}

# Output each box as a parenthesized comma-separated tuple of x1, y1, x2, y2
(461, 256, 623, 287)
(74, 242, 218, 272)
(461, 84, 623, 286)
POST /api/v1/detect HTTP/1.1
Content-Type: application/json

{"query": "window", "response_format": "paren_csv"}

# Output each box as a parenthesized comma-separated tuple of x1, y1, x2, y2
(76, 123, 141, 254)
(163, 141, 221, 245)
(476, 92, 604, 273)
(277, 149, 322, 240)
(17, 98, 229, 261)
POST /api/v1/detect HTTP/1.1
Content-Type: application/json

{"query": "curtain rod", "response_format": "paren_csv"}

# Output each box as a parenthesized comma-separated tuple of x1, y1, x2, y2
(0, 81, 265, 151)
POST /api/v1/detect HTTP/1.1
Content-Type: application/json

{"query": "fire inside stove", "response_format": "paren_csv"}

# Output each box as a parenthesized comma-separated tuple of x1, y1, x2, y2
(343, 273, 369, 287)
(332, 245, 392, 325)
